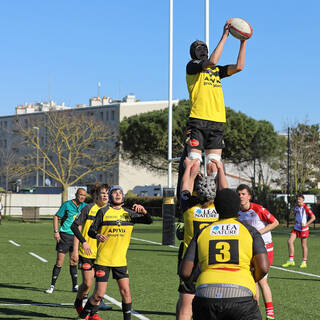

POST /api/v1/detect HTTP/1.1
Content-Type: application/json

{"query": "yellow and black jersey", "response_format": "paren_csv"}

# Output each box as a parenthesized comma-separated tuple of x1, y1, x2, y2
(71, 203, 105, 259)
(186, 61, 229, 123)
(184, 218, 267, 296)
(180, 190, 219, 255)
(88, 206, 152, 267)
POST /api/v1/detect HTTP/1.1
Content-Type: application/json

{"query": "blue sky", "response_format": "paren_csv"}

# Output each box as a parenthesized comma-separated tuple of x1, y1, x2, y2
(0, 0, 318, 132)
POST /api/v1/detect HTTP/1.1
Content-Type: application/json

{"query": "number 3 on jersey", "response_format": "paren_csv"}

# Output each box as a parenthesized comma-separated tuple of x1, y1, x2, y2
(208, 240, 239, 265)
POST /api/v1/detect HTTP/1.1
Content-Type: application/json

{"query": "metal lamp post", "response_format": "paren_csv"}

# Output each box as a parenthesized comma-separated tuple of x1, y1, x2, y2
(33, 127, 39, 187)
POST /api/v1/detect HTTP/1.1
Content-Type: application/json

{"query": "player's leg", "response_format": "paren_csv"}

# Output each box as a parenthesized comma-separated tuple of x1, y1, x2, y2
(186, 119, 204, 166)
(69, 249, 79, 292)
(258, 277, 274, 319)
(45, 250, 65, 293)
(74, 258, 95, 314)
(115, 267, 131, 320)
(78, 267, 109, 320)
(300, 237, 308, 268)
(205, 149, 222, 177)
(204, 121, 224, 177)
(178, 293, 194, 320)
(254, 282, 260, 306)
(282, 231, 296, 267)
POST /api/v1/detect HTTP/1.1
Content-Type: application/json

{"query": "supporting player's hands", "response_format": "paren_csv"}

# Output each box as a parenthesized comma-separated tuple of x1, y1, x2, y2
(210, 159, 223, 171)
(83, 242, 92, 256)
(184, 157, 200, 177)
(132, 204, 147, 214)
(97, 233, 108, 242)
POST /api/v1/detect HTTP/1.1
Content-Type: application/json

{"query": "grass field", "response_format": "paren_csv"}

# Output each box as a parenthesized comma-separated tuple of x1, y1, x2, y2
(1, 218, 320, 320)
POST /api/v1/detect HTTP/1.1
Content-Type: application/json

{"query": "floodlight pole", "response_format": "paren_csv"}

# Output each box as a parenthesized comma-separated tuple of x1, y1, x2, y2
(168, 0, 173, 188)
(33, 127, 40, 187)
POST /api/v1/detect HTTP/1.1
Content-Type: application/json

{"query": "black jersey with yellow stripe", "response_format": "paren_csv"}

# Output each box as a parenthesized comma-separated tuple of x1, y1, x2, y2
(185, 218, 267, 296)
(88, 206, 152, 267)
(180, 190, 219, 255)
(72, 203, 106, 259)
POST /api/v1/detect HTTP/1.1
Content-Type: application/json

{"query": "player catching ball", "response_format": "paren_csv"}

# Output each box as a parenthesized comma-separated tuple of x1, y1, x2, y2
(185, 18, 247, 177)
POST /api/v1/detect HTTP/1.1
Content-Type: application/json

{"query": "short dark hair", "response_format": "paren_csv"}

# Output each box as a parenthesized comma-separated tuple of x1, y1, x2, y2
(92, 183, 109, 198)
(297, 194, 304, 200)
(236, 184, 252, 196)
(214, 189, 240, 219)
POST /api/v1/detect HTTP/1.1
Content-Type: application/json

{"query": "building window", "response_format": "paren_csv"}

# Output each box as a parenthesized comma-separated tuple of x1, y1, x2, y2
(106, 111, 109, 121)
(100, 112, 104, 120)
(111, 110, 115, 121)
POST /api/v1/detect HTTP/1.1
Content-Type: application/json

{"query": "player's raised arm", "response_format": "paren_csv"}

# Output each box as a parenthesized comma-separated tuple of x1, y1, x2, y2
(227, 39, 247, 76)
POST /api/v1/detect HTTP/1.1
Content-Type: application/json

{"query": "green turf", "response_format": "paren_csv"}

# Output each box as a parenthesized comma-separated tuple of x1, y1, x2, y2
(0, 220, 320, 319)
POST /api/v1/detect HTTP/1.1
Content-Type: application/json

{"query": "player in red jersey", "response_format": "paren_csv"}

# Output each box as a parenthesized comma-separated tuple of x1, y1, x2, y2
(282, 194, 315, 268)
(237, 184, 279, 320)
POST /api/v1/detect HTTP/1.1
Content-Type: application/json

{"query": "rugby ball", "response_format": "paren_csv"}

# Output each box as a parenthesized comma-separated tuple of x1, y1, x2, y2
(229, 18, 253, 40)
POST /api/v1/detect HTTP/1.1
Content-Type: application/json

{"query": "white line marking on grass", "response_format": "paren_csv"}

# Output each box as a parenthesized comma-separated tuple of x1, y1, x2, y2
(132, 237, 178, 249)
(271, 266, 320, 278)
(132, 237, 320, 279)
(9, 240, 21, 246)
(0, 303, 74, 306)
(28, 252, 48, 262)
(104, 294, 150, 320)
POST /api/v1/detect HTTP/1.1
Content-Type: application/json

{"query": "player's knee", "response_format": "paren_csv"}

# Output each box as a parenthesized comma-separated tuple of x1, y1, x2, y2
(92, 293, 103, 304)
(188, 151, 202, 163)
(206, 153, 221, 164)
(119, 287, 131, 300)
(82, 282, 90, 292)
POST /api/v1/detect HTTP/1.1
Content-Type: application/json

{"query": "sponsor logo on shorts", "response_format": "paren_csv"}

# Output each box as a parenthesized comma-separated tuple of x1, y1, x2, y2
(194, 208, 218, 219)
(210, 224, 239, 236)
(83, 263, 91, 270)
(96, 270, 105, 277)
(189, 139, 199, 147)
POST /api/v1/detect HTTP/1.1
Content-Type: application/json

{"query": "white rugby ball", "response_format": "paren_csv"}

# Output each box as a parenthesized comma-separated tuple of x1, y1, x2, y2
(229, 18, 253, 40)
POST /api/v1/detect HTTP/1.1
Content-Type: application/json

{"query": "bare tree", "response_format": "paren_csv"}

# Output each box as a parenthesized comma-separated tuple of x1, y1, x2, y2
(276, 123, 320, 194)
(16, 111, 118, 201)
(0, 150, 32, 215)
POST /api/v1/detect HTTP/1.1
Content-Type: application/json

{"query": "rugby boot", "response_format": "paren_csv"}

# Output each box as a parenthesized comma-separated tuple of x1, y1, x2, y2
(281, 260, 295, 267)
(89, 313, 103, 320)
(72, 285, 79, 292)
(44, 285, 55, 294)
(98, 299, 112, 310)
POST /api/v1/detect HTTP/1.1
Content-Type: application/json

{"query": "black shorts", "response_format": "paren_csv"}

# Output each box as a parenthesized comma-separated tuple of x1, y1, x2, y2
(56, 232, 74, 254)
(94, 264, 129, 282)
(192, 296, 262, 320)
(186, 118, 225, 151)
(78, 256, 95, 271)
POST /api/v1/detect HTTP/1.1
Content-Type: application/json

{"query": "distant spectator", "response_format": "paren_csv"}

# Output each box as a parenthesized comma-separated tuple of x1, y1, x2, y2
(282, 194, 315, 268)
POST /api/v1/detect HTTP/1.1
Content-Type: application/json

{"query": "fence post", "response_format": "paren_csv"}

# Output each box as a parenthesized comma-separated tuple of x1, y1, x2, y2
(162, 188, 175, 245)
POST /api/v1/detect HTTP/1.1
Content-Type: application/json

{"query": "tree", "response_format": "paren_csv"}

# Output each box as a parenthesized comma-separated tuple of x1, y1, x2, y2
(16, 111, 117, 201)
(0, 150, 32, 216)
(277, 123, 320, 194)
(120, 100, 190, 171)
(120, 100, 283, 177)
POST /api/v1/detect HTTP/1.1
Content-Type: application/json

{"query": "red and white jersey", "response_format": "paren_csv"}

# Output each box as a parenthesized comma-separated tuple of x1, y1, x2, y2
(238, 203, 276, 245)
(294, 204, 314, 231)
